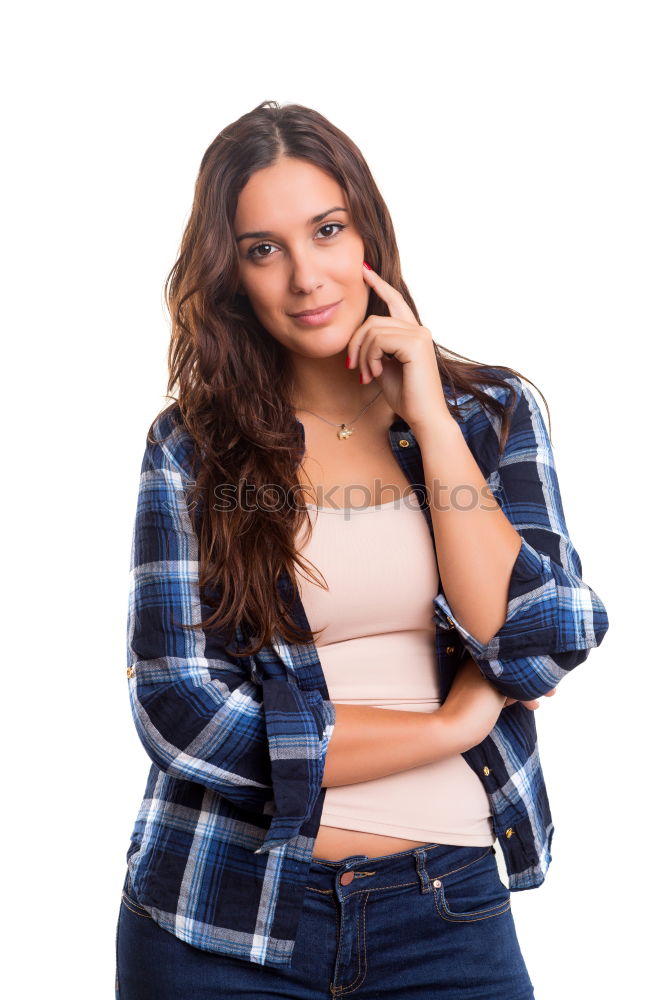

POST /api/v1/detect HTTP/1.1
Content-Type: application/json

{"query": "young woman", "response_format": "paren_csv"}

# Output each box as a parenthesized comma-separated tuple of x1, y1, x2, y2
(115, 101, 609, 999)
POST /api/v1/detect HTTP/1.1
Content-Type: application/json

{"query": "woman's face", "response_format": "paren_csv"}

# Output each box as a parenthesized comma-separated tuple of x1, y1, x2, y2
(233, 156, 369, 359)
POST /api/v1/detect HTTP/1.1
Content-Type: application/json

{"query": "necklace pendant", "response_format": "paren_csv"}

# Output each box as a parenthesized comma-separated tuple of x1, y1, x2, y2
(337, 424, 353, 440)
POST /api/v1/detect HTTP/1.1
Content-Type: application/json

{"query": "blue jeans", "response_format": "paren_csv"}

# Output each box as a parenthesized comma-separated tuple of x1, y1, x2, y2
(115, 841, 535, 998)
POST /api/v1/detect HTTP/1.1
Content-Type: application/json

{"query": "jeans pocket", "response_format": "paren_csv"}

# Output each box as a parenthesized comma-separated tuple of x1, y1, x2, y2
(121, 869, 153, 919)
(432, 847, 511, 923)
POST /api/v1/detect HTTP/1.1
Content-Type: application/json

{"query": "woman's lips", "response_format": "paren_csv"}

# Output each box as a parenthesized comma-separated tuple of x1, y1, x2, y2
(289, 300, 341, 326)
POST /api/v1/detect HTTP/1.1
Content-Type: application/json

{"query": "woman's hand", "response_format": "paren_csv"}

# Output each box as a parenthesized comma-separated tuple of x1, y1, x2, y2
(345, 263, 453, 433)
(435, 656, 507, 751)
(434, 656, 556, 752)
(503, 689, 557, 711)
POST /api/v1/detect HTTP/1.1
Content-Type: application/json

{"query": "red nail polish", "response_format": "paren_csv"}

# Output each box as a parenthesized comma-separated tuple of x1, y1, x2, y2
(345, 356, 351, 369)
(363, 260, 372, 270)
(359, 372, 364, 383)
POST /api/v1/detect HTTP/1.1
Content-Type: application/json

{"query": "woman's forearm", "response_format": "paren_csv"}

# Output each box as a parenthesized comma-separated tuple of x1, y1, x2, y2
(414, 415, 522, 646)
(322, 658, 507, 788)
(322, 703, 467, 788)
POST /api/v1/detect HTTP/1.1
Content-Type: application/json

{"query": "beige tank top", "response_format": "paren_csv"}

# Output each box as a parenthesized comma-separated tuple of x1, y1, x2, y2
(294, 494, 495, 846)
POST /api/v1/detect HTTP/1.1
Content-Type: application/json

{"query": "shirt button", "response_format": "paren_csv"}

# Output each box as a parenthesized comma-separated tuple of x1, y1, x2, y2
(445, 646, 456, 655)
(483, 766, 491, 776)
(505, 827, 513, 838)
(127, 667, 135, 679)
(398, 439, 410, 448)
(340, 871, 355, 885)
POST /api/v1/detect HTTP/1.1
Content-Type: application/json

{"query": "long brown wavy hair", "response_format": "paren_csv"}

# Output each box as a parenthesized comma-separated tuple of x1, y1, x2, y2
(149, 99, 549, 657)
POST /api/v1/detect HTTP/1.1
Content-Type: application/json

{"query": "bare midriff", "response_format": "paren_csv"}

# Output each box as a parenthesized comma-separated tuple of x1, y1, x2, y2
(312, 825, 433, 861)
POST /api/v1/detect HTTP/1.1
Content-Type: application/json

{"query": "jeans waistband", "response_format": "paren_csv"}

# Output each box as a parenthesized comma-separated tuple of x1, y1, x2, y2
(306, 841, 497, 898)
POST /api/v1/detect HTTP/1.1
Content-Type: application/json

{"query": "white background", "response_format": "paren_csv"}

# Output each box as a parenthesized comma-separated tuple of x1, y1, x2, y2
(4, 1, 663, 996)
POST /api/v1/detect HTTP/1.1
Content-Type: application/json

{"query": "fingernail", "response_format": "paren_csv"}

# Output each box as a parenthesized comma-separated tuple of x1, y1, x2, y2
(363, 260, 372, 270)
(359, 372, 364, 383)
(345, 356, 351, 369)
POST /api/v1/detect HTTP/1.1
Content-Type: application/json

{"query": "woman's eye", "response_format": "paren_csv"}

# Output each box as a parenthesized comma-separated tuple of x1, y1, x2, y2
(247, 242, 276, 259)
(246, 222, 346, 260)
(318, 222, 346, 239)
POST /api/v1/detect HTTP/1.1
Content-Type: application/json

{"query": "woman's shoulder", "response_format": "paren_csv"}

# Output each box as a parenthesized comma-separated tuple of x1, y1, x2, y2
(144, 401, 196, 480)
(441, 362, 527, 416)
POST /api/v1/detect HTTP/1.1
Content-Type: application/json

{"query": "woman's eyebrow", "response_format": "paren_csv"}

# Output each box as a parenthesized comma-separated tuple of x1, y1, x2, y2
(235, 206, 348, 242)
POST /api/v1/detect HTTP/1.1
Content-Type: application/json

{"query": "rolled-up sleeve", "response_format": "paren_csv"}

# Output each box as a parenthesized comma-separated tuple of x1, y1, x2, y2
(127, 423, 336, 851)
(433, 378, 609, 700)
(127, 437, 277, 814)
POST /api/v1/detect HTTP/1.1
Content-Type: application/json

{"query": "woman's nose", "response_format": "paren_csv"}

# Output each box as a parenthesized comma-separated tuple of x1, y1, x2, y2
(288, 249, 324, 295)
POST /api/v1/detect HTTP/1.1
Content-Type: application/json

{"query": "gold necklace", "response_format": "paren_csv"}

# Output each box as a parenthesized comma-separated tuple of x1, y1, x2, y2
(296, 389, 384, 440)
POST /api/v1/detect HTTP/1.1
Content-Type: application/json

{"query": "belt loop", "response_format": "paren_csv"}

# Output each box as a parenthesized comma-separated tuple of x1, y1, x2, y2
(413, 847, 433, 894)
(334, 854, 369, 875)
(343, 854, 369, 867)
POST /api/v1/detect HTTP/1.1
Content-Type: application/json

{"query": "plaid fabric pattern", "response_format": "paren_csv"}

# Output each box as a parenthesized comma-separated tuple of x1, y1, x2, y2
(123, 370, 609, 967)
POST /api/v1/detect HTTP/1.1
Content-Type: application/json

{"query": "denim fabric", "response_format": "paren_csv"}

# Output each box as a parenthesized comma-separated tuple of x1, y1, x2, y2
(116, 840, 534, 999)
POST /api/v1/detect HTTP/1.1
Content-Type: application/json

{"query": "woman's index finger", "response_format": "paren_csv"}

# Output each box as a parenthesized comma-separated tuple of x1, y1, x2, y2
(361, 263, 417, 324)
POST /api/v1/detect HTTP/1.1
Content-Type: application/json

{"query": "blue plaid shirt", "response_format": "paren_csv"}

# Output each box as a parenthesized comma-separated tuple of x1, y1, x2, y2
(123, 371, 609, 968)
